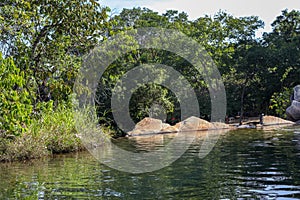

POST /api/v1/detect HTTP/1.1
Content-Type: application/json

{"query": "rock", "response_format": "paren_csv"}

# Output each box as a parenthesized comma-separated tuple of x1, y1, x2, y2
(127, 129, 143, 136)
(263, 115, 295, 125)
(160, 123, 179, 133)
(286, 100, 300, 121)
(162, 123, 171, 129)
(174, 122, 182, 129)
(260, 115, 295, 131)
(211, 122, 230, 129)
(294, 85, 300, 102)
(127, 117, 163, 136)
(135, 117, 162, 130)
(177, 116, 212, 131)
(161, 125, 179, 133)
(286, 85, 300, 121)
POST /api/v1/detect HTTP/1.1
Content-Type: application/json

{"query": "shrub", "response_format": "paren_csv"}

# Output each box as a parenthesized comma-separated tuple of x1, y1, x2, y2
(29, 102, 84, 154)
(1, 134, 48, 162)
(0, 54, 33, 136)
(269, 87, 293, 118)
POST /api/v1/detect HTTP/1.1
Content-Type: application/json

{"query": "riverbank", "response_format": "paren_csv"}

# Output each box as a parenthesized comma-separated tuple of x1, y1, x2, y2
(0, 112, 295, 162)
(0, 106, 86, 162)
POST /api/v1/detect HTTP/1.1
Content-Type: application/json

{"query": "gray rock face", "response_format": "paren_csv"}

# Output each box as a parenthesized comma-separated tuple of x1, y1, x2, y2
(294, 85, 300, 102)
(286, 85, 300, 121)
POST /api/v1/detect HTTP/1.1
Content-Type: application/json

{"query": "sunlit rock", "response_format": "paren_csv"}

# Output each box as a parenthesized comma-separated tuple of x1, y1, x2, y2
(127, 116, 231, 136)
(161, 125, 179, 133)
(211, 122, 230, 129)
(177, 116, 212, 131)
(127, 117, 163, 136)
(263, 115, 295, 125)
(161, 123, 171, 129)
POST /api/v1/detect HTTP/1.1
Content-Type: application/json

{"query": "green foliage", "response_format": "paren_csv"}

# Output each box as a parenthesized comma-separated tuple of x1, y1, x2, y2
(0, 54, 32, 136)
(129, 84, 175, 122)
(269, 87, 293, 118)
(0, 102, 89, 161)
(0, 0, 110, 138)
(0, 0, 110, 104)
(29, 103, 82, 153)
(263, 9, 300, 90)
(100, 8, 266, 124)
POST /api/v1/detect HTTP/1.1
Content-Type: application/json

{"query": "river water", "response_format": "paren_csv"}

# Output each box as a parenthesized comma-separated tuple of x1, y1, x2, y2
(1, 128, 300, 199)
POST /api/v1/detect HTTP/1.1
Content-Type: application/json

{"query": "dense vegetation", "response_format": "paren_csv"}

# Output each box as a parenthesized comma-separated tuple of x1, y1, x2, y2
(0, 0, 300, 160)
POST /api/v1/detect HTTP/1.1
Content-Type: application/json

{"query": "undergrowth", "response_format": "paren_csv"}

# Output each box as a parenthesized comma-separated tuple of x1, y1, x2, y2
(0, 104, 112, 162)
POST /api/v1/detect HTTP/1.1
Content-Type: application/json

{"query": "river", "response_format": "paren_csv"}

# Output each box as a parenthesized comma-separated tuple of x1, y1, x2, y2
(1, 128, 300, 199)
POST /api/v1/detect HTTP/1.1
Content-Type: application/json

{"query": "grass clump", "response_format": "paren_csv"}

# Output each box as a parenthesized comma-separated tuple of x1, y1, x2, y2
(0, 134, 48, 161)
(30, 103, 85, 154)
(0, 103, 85, 162)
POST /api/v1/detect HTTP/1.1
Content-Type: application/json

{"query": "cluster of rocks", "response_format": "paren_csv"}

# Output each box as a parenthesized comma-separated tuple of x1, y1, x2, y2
(127, 115, 295, 136)
(127, 116, 230, 136)
(286, 85, 300, 123)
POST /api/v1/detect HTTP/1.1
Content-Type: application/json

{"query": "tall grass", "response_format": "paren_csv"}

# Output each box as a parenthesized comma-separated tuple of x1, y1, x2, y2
(0, 104, 79, 161)
(30, 104, 84, 154)
(0, 103, 112, 162)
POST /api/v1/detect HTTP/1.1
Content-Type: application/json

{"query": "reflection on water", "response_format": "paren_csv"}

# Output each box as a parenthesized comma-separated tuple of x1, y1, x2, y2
(88, 129, 228, 173)
(0, 128, 300, 199)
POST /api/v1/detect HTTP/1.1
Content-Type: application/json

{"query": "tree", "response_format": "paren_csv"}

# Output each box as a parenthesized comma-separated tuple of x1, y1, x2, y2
(0, 0, 110, 105)
(263, 9, 300, 115)
(190, 12, 264, 117)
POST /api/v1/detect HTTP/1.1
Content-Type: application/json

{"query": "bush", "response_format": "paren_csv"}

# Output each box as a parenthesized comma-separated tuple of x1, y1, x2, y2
(269, 87, 292, 118)
(0, 54, 33, 136)
(29, 102, 84, 154)
(0, 134, 48, 162)
(0, 102, 85, 161)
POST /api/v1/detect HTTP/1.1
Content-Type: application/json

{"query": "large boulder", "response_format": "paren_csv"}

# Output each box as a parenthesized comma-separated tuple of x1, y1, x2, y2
(128, 117, 163, 136)
(161, 125, 179, 133)
(286, 101, 300, 121)
(263, 115, 295, 125)
(259, 115, 295, 130)
(176, 116, 212, 131)
(211, 122, 230, 129)
(286, 85, 300, 122)
(293, 85, 300, 102)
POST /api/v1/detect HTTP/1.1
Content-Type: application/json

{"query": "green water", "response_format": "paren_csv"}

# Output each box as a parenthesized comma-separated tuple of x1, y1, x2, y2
(1, 128, 300, 199)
